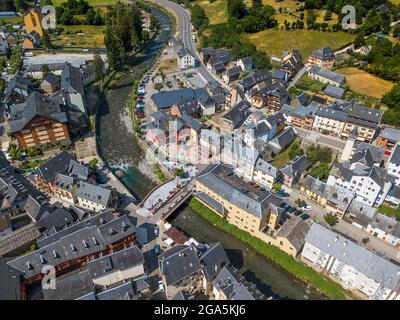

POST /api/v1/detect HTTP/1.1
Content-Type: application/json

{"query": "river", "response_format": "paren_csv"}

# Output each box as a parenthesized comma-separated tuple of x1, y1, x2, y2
(95, 4, 324, 300)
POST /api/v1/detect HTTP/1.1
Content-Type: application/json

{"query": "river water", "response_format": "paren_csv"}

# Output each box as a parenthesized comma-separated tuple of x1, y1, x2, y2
(95, 5, 325, 300)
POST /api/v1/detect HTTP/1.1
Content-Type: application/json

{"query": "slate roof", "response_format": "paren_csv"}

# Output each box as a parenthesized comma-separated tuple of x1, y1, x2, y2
(222, 101, 251, 129)
(181, 112, 203, 132)
(389, 144, 400, 166)
(151, 88, 208, 110)
(0, 223, 41, 256)
(61, 62, 84, 95)
(254, 158, 280, 179)
(212, 266, 256, 300)
(309, 65, 345, 84)
(196, 163, 283, 219)
(7, 215, 136, 279)
(158, 244, 202, 286)
(300, 175, 327, 196)
(34, 151, 76, 182)
(324, 85, 345, 99)
(67, 160, 89, 180)
(225, 66, 241, 77)
(37, 207, 74, 232)
(8, 91, 68, 133)
(0, 258, 21, 300)
(177, 47, 193, 58)
(310, 47, 334, 60)
(380, 127, 400, 143)
(305, 223, 400, 291)
(24, 195, 43, 221)
(199, 243, 230, 282)
(281, 154, 311, 178)
(95, 277, 149, 300)
(42, 73, 61, 86)
(75, 180, 112, 207)
(268, 126, 297, 153)
(87, 245, 144, 280)
(276, 215, 309, 252)
(53, 173, 74, 192)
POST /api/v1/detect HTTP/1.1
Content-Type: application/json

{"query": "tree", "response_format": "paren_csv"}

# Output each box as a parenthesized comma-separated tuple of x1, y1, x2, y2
(89, 158, 98, 170)
(227, 0, 247, 19)
(273, 182, 282, 193)
(323, 10, 332, 21)
(394, 26, 400, 39)
(41, 64, 50, 76)
(252, 0, 262, 10)
(295, 198, 307, 208)
(362, 237, 370, 246)
(306, 10, 316, 29)
(353, 33, 365, 48)
(44, 0, 53, 5)
(93, 52, 105, 84)
(382, 83, 400, 109)
(86, 8, 96, 25)
(324, 213, 338, 227)
(175, 167, 185, 178)
(191, 4, 208, 32)
(13, 0, 28, 12)
(42, 32, 52, 50)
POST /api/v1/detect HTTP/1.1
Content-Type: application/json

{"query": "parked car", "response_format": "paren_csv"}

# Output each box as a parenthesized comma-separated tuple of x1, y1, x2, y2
(301, 205, 312, 211)
(137, 113, 145, 118)
(154, 244, 161, 255)
(137, 96, 145, 100)
(300, 213, 310, 220)
(294, 210, 303, 216)
(154, 225, 159, 236)
(157, 280, 164, 292)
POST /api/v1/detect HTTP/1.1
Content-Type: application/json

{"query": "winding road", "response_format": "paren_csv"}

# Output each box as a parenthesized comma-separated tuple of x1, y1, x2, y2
(153, 0, 230, 90)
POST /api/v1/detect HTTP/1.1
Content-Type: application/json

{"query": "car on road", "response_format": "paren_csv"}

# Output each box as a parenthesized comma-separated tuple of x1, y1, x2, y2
(154, 225, 159, 236)
(280, 203, 289, 209)
(278, 190, 289, 197)
(154, 244, 161, 255)
(137, 96, 145, 100)
(300, 213, 310, 220)
(301, 205, 312, 211)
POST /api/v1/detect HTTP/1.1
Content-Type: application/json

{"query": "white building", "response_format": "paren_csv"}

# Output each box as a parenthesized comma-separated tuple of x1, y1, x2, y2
(387, 144, 400, 186)
(252, 158, 280, 190)
(301, 223, 400, 300)
(308, 65, 345, 87)
(177, 47, 195, 69)
(75, 180, 114, 212)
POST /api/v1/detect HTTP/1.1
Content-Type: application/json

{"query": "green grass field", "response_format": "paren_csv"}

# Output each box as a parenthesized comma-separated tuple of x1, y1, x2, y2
(378, 204, 400, 221)
(0, 16, 23, 24)
(246, 29, 355, 57)
(54, 25, 105, 48)
(51, 0, 116, 6)
(195, 0, 228, 25)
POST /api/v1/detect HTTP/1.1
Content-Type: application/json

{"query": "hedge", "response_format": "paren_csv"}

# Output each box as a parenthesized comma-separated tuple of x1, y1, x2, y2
(189, 198, 348, 300)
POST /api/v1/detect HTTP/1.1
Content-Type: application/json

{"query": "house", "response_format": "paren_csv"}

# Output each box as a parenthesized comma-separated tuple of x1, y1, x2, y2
(206, 50, 230, 74)
(251, 81, 289, 113)
(24, 195, 44, 222)
(36, 207, 75, 232)
(24, 8, 44, 36)
(291, 92, 309, 107)
(177, 47, 196, 69)
(150, 88, 208, 112)
(61, 62, 86, 114)
(87, 246, 145, 286)
(237, 57, 253, 72)
(272, 69, 289, 83)
(40, 73, 61, 95)
(168, 36, 178, 47)
(67, 159, 89, 180)
(267, 126, 297, 155)
(199, 129, 222, 160)
(275, 215, 310, 256)
(281, 154, 311, 187)
(52, 173, 75, 204)
(0, 257, 21, 300)
(308, 65, 345, 87)
(75, 180, 115, 212)
(22, 31, 42, 49)
(252, 158, 281, 190)
(7, 91, 70, 149)
(212, 266, 262, 300)
(222, 101, 251, 131)
(199, 242, 230, 294)
(301, 223, 400, 300)
(281, 49, 303, 79)
(0, 224, 41, 257)
(32, 151, 76, 193)
(200, 47, 216, 63)
(347, 200, 400, 248)
(308, 47, 335, 69)
(7, 215, 136, 282)
(158, 244, 203, 299)
(282, 104, 316, 130)
(299, 175, 328, 207)
(3, 76, 35, 106)
(223, 66, 241, 84)
(377, 127, 400, 151)
(0, 35, 9, 55)
(387, 144, 400, 186)
(323, 85, 345, 100)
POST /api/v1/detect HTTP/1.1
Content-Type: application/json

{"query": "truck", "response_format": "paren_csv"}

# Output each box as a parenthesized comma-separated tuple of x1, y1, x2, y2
(192, 34, 196, 42)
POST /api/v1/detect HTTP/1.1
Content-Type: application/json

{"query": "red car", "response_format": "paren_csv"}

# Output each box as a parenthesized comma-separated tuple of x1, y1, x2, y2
(137, 96, 145, 100)
(137, 112, 145, 118)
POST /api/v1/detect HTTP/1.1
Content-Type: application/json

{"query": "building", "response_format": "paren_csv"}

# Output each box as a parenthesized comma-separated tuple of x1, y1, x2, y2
(177, 47, 196, 69)
(252, 158, 281, 190)
(323, 85, 345, 100)
(61, 62, 86, 114)
(0, 35, 9, 55)
(377, 127, 400, 152)
(87, 246, 145, 286)
(40, 73, 61, 95)
(150, 88, 208, 112)
(301, 223, 400, 300)
(387, 144, 400, 186)
(237, 57, 253, 72)
(24, 8, 44, 36)
(281, 49, 303, 79)
(206, 50, 230, 74)
(3, 76, 35, 106)
(281, 155, 311, 187)
(158, 244, 203, 299)
(267, 126, 297, 155)
(308, 47, 335, 69)
(308, 65, 345, 87)
(0, 224, 41, 257)
(7, 91, 70, 149)
(223, 66, 241, 84)
(222, 101, 251, 131)
(282, 104, 316, 130)
(22, 31, 42, 49)
(75, 180, 115, 212)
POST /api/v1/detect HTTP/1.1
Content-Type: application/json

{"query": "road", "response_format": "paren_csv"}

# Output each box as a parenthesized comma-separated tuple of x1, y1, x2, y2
(153, 0, 230, 90)
(287, 64, 308, 89)
(285, 186, 400, 263)
(295, 126, 347, 153)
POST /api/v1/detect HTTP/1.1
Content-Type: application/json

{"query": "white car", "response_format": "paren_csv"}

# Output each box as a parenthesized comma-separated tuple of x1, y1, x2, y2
(302, 205, 312, 211)
(158, 280, 165, 292)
